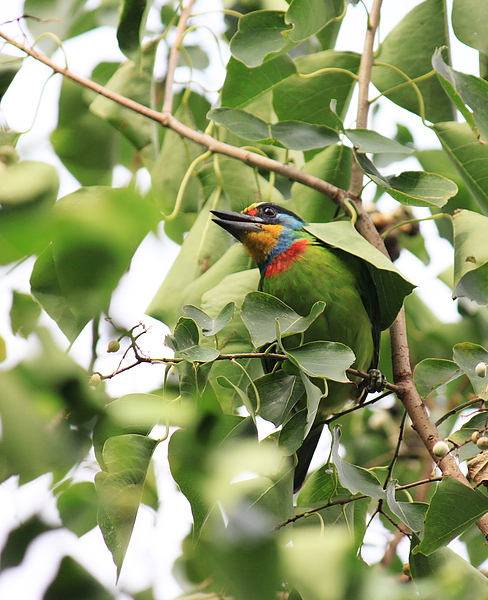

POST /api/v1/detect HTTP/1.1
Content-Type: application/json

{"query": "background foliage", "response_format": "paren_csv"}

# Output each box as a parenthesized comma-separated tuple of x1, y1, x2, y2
(2, 0, 488, 598)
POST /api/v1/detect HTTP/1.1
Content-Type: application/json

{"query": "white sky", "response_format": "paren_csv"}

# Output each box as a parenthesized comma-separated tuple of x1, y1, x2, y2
(0, 1, 481, 598)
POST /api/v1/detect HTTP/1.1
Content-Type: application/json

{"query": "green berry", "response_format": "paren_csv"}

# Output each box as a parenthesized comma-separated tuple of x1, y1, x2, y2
(471, 431, 481, 444)
(433, 441, 449, 458)
(477, 437, 488, 450)
(107, 340, 120, 353)
(89, 373, 101, 387)
(475, 362, 487, 378)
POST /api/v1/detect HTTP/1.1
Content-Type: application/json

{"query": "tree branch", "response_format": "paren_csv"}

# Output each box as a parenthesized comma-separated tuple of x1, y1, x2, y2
(162, 0, 196, 114)
(0, 30, 345, 206)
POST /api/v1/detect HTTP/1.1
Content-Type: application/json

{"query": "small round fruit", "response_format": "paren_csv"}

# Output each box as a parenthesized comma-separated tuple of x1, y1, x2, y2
(471, 431, 481, 444)
(433, 440, 449, 458)
(89, 373, 101, 387)
(477, 437, 488, 450)
(107, 340, 120, 353)
(475, 362, 487, 378)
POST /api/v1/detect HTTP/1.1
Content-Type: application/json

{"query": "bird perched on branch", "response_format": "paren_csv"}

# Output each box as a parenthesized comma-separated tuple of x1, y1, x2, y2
(212, 202, 382, 490)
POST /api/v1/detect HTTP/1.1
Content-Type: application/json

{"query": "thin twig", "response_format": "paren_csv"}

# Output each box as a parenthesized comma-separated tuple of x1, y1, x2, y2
(274, 476, 443, 530)
(0, 30, 346, 206)
(163, 0, 196, 114)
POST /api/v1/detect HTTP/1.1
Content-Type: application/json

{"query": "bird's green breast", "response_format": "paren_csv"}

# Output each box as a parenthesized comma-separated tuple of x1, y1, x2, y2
(260, 243, 375, 379)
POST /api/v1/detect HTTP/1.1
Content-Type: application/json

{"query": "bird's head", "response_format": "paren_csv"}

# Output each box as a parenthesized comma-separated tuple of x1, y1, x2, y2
(211, 202, 308, 274)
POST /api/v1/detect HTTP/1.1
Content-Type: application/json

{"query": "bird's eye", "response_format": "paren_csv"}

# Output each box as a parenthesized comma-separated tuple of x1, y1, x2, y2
(262, 206, 277, 218)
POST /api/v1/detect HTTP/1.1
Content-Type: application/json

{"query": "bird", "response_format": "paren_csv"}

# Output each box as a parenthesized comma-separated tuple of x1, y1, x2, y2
(211, 202, 382, 491)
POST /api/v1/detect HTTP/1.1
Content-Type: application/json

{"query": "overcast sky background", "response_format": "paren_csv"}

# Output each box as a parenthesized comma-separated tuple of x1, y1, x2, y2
(0, 1, 480, 598)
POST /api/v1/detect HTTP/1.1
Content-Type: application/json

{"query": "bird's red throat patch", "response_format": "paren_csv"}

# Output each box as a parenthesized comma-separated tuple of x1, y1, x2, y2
(265, 239, 309, 278)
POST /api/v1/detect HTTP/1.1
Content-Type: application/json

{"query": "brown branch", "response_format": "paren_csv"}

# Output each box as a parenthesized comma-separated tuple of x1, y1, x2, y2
(162, 0, 196, 113)
(0, 30, 346, 206)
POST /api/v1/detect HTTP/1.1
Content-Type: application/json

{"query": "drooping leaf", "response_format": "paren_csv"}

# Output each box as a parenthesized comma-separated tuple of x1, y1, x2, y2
(248, 371, 304, 426)
(453, 342, 488, 400)
(330, 426, 385, 499)
(385, 481, 427, 532)
(183, 302, 236, 337)
(355, 152, 457, 208)
(57, 481, 99, 537)
(452, 210, 488, 304)
(305, 220, 415, 330)
(452, 0, 488, 54)
(371, 0, 454, 123)
(413, 358, 463, 398)
(96, 434, 159, 577)
(414, 477, 488, 555)
(165, 317, 220, 362)
(241, 291, 325, 348)
(117, 0, 149, 61)
(433, 49, 488, 142)
(434, 121, 488, 215)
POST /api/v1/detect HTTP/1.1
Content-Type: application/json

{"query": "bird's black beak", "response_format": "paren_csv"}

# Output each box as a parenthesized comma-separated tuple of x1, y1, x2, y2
(211, 209, 264, 241)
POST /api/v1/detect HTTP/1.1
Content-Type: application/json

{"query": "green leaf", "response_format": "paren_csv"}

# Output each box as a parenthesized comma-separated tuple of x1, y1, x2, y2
(371, 0, 454, 123)
(285, 342, 354, 381)
(96, 434, 159, 577)
(330, 427, 385, 499)
(208, 108, 340, 150)
(241, 291, 325, 348)
(183, 302, 236, 337)
(0, 53, 23, 101)
(290, 144, 352, 224)
(385, 481, 427, 532)
(57, 481, 99, 537)
(45, 556, 115, 600)
(9, 292, 41, 339)
(270, 121, 340, 151)
(453, 342, 488, 400)
(117, 0, 149, 60)
(90, 40, 158, 156)
(165, 317, 220, 362)
(433, 49, 488, 142)
(452, 0, 488, 54)
(355, 152, 457, 208)
(248, 371, 304, 426)
(453, 210, 488, 304)
(147, 196, 235, 327)
(221, 55, 297, 109)
(414, 477, 488, 555)
(208, 108, 270, 140)
(273, 51, 360, 127)
(344, 129, 413, 155)
(30, 186, 158, 342)
(278, 409, 308, 455)
(286, 0, 343, 43)
(410, 544, 488, 598)
(217, 375, 256, 420)
(434, 121, 488, 215)
(51, 77, 121, 186)
(0, 160, 58, 265)
(305, 220, 415, 330)
(229, 10, 294, 68)
(413, 358, 463, 398)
